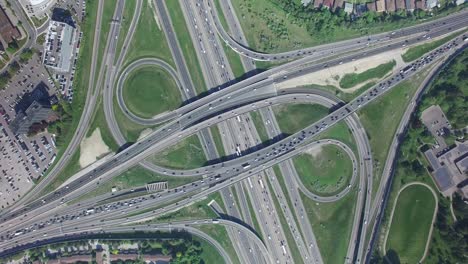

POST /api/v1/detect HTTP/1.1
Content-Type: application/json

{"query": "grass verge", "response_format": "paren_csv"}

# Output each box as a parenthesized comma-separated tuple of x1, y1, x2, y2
(165, 0, 207, 95)
(274, 103, 329, 135)
(114, 0, 137, 62)
(301, 190, 357, 264)
(385, 184, 436, 264)
(198, 225, 240, 264)
(358, 65, 434, 199)
(147, 135, 208, 170)
(123, 0, 175, 68)
(339, 60, 396, 89)
(402, 31, 465, 62)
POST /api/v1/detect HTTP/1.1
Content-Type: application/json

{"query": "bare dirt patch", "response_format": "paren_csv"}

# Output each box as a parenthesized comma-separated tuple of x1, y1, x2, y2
(304, 144, 323, 158)
(79, 128, 111, 168)
(137, 128, 153, 141)
(276, 48, 406, 93)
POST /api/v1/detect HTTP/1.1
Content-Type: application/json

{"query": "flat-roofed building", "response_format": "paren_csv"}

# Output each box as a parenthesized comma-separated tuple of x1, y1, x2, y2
(425, 141, 468, 197)
(43, 20, 76, 72)
(421, 105, 451, 153)
(343, 2, 354, 13)
(10, 101, 51, 135)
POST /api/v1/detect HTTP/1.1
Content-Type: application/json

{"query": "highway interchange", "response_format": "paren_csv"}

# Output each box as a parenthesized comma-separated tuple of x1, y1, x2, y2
(0, 1, 467, 263)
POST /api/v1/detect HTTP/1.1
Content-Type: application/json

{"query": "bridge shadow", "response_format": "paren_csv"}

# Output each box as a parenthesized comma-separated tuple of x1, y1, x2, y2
(217, 212, 264, 242)
(384, 249, 401, 264)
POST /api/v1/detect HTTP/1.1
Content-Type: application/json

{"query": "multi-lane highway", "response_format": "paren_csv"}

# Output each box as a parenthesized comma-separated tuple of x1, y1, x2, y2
(1, 2, 467, 263)
(1, 34, 465, 261)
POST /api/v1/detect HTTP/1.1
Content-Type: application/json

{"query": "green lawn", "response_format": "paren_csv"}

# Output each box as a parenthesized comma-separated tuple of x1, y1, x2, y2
(386, 184, 436, 264)
(114, 0, 137, 62)
(273, 103, 329, 135)
(123, 0, 175, 68)
(317, 121, 357, 153)
(231, 0, 330, 52)
(231, 0, 465, 53)
(210, 125, 226, 158)
(293, 144, 353, 196)
(165, 0, 207, 95)
(30, 15, 47, 27)
(154, 197, 218, 223)
(339, 60, 396, 89)
(122, 65, 182, 118)
(376, 49, 468, 264)
(198, 238, 225, 264)
(74, 166, 198, 202)
(249, 110, 270, 143)
(198, 225, 240, 264)
(301, 190, 357, 264)
(222, 42, 246, 79)
(112, 90, 158, 143)
(147, 135, 208, 170)
(94, 0, 116, 86)
(402, 31, 465, 62)
(358, 66, 433, 199)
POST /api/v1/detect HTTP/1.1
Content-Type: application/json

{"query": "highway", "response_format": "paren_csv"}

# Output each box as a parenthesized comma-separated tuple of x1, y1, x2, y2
(0, 2, 467, 262)
(207, 0, 468, 62)
(177, 1, 272, 262)
(1, 34, 464, 225)
(1, 36, 465, 260)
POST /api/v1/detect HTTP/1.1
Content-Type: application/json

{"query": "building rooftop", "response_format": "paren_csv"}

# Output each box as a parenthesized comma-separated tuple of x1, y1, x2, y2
(0, 6, 21, 44)
(344, 2, 354, 13)
(43, 20, 76, 72)
(425, 141, 468, 197)
(421, 105, 451, 152)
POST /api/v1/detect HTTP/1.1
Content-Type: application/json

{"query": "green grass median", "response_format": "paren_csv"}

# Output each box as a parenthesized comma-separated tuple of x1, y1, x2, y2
(402, 31, 465, 62)
(339, 60, 395, 89)
(123, 0, 175, 67)
(147, 135, 208, 170)
(301, 190, 357, 264)
(274, 104, 329, 135)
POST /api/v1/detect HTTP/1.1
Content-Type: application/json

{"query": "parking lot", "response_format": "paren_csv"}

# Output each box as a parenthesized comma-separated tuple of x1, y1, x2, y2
(0, 53, 57, 209)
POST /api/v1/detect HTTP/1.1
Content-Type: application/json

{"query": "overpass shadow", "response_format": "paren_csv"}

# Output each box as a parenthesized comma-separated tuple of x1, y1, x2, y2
(217, 212, 264, 242)
(206, 134, 285, 165)
(384, 249, 401, 264)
